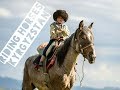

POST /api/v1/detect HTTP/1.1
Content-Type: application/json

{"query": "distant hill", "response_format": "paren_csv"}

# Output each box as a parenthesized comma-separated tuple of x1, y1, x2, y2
(0, 77, 120, 90)
(0, 77, 21, 90)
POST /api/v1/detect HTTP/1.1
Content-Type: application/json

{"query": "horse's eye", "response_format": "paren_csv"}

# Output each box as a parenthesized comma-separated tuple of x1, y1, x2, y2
(81, 37, 84, 40)
(81, 35, 86, 40)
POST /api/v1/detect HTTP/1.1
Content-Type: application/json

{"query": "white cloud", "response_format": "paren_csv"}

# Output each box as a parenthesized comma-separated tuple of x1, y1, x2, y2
(85, 64, 113, 81)
(70, 15, 91, 22)
(111, 13, 120, 21)
(82, 1, 110, 9)
(0, 8, 12, 17)
(96, 47, 120, 56)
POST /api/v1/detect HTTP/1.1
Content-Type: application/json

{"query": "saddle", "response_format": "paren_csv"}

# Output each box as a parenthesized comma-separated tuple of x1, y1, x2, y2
(33, 38, 64, 71)
(33, 42, 59, 72)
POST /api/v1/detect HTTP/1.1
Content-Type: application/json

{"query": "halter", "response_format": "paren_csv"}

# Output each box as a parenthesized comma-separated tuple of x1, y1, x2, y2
(71, 36, 94, 57)
(71, 29, 94, 56)
(80, 43, 94, 55)
(70, 32, 94, 87)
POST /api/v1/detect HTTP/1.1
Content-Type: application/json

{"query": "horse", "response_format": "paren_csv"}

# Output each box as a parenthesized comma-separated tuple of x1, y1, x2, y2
(22, 20, 96, 90)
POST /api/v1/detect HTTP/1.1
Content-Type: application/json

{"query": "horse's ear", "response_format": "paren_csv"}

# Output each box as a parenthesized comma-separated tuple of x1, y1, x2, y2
(88, 22, 94, 29)
(79, 20, 84, 30)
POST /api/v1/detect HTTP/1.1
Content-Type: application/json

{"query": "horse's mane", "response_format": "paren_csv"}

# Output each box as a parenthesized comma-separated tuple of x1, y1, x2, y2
(56, 34, 74, 67)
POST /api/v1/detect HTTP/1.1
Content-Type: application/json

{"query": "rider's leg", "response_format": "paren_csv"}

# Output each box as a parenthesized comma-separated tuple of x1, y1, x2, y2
(39, 39, 56, 66)
(39, 55, 46, 66)
(35, 39, 56, 70)
(46, 41, 56, 56)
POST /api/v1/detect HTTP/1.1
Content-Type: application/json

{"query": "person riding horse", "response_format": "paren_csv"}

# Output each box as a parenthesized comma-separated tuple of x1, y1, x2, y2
(35, 10, 70, 70)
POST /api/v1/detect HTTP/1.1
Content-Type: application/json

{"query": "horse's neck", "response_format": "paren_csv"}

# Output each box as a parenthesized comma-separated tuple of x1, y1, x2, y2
(60, 38, 79, 75)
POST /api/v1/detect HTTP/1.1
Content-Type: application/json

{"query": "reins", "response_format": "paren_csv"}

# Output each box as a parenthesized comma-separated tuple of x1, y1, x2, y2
(70, 35, 94, 87)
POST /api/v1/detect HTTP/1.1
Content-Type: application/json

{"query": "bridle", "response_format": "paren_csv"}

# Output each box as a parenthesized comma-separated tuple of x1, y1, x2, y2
(80, 43, 94, 55)
(70, 30, 94, 87)
(71, 31, 94, 57)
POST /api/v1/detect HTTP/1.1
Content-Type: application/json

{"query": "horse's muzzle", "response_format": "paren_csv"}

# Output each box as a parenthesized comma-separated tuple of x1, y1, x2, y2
(89, 53, 96, 64)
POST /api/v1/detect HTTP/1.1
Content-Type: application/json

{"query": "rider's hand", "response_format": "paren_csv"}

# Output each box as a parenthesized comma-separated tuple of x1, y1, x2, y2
(57, 29, 62, 32)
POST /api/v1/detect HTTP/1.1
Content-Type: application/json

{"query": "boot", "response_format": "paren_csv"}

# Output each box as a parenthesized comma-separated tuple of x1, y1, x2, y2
(39, 55, 46, 66)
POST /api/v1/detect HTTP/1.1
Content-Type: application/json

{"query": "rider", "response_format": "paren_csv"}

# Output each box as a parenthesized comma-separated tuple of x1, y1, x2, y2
(35, 10, 70, 69)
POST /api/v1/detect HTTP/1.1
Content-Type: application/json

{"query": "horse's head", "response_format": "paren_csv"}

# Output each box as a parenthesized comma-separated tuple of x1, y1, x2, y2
(73, 20, 96, 64)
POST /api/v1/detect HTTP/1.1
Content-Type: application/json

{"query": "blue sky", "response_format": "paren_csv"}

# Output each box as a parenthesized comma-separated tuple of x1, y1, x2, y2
(0, 0, 120, 89)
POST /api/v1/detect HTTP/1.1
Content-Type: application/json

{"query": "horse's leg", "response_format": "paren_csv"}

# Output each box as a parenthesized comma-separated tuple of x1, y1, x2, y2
(22, 62, 35, 90)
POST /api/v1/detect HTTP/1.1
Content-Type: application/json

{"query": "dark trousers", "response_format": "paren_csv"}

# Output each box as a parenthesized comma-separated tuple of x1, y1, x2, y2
(42, 39, 56, 57)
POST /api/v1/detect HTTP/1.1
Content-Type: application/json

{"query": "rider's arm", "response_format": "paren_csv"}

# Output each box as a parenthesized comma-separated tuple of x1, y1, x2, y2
(61, 25, 70, 39)
(50, 24, 58, 39)
(63, 25, 70, 36)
